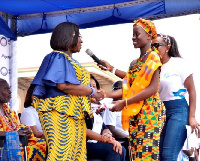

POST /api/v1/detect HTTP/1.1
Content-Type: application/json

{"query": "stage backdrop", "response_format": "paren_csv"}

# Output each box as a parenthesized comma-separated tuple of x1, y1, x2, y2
(0, 35, 18, 111)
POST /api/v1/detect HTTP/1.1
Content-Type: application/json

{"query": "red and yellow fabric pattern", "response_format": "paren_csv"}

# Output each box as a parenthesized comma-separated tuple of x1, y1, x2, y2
(122, 49, 166, 160)
(0, 104, 46, 160)
(122, 48, 162, 130)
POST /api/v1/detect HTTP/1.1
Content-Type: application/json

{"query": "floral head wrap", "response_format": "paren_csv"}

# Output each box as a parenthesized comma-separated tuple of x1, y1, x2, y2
(158, 34, 171, 46)
(133, 18, 157, 39)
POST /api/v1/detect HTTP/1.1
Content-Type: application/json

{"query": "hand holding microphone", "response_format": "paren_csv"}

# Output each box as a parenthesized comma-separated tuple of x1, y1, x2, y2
(85, 49, 107, 68)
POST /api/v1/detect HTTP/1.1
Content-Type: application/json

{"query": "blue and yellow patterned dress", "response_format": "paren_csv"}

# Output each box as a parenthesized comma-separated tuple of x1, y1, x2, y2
(32, 51, 91, 161)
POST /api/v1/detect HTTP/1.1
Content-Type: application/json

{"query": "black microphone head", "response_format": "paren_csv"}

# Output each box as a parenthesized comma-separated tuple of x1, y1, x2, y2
(85, 49, 93, 56)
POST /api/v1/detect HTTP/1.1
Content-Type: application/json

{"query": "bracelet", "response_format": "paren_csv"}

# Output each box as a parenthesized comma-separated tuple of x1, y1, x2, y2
(112, 67, 116, 74)
(88, 87, 95, 97)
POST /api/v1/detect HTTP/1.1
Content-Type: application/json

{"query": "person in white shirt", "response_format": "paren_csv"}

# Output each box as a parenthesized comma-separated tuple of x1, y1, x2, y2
(152, 34, 200, 161)
(103, 81, 128, 138)
(97, 33, 199, 161)
(20, 85, 44, 138)
(87, 74, 126, 161)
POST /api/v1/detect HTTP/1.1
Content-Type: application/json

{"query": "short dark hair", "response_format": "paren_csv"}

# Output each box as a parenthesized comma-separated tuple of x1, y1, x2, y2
(24, 84, 35, 108)
(90, 74, 100, 90)
(50, 22, 79, 51)
(112, 80, 122, 91)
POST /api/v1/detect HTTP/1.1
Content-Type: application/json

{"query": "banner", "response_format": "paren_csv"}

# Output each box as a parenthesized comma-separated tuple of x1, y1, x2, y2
(0, 35, 18, 111)
(0, 35, 10, 83)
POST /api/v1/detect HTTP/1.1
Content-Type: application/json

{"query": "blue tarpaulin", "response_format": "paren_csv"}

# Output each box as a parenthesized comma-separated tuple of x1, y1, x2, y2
(0, 0, 200, 38)
(0, 16, 16, 40)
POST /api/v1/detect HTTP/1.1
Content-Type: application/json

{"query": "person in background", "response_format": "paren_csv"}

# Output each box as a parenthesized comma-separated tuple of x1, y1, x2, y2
(20, 84, 44, 138)
(0, 78, 46, 160)
(177, 126, 200, 161)
(98, 18, 166, 160)
(151, 34, 200, 161)
(102, 80, 129, 161)
(87, 74, 126, 161)
(31, 22, 104, 161)
(103, 80, 129, 138)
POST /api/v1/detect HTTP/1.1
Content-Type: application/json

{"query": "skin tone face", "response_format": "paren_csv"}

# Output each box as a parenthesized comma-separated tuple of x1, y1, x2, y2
(69, 33, 83, 54)
(0, 80, 11, 106)
(152, 36, 170, 64)
(132, 25, 151, 51)
(90, 78, 97, 90)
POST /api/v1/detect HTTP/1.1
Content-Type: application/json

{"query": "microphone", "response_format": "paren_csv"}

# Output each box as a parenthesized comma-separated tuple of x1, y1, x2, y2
(85, 49, 107, 67)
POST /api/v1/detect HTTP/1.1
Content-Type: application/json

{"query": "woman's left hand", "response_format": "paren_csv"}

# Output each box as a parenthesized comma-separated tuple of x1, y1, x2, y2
(101, 133, 114, 142)
(109, 100, 125, 112)
(18, 127, 32, 138)
(110, 140, 122, 155)
(189, 116, 200, 132)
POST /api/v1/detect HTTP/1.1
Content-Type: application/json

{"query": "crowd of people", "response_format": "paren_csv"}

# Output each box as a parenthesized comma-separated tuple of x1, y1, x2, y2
(0, 18, 199, 161)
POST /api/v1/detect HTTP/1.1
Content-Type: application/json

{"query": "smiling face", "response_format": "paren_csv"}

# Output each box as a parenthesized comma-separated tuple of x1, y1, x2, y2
(132, 25, 151, 49)
(0, 80, 11, 105)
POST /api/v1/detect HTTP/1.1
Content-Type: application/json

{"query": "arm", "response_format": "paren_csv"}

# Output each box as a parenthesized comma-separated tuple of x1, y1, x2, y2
(99, 59, 138, 79)
(57, 83, 94, 96)
(107, 125, 128, 138)
(195, 148, 199, 161)
(97, 60, 126, 79)
(87, 128, 112, 143)
(184, 74, 200, 130)
(18, 127, 32, 138)
(105, 89, 122, 100)
(86, 129, 122, 154)
(57, 83, 104, 101)
(113, 69, 126, 79)
(183, 149, 194, 157)
(102, 128, 112, 136)
(86, 129, 102, 142)
(30, 126, 45, 139)
(110, 69, 159, 111)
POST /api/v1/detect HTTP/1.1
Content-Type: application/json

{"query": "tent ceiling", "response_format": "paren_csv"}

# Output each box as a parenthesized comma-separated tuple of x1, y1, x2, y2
(0, 0, 200, 37)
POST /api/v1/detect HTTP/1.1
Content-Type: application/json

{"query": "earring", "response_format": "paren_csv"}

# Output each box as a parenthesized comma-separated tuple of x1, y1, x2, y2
(166, 50, 168, 53)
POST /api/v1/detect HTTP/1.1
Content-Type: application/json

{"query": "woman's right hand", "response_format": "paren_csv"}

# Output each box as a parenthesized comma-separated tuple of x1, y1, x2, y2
(18, 127, 32, 138)
(97, 59, 114, 72)
(100, 134, 122, 155)
(92, 89, 104, 102)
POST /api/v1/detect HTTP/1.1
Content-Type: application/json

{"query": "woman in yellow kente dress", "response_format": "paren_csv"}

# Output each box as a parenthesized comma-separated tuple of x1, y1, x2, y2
(31, 22, 103, 160)
(0, 78, 46, 160)
(98, 18, 166, 161)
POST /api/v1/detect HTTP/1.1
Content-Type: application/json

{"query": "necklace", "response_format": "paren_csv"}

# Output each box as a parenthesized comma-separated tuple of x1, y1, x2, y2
(138, 52, 148, 62)
(0, 105, 18, 131)
(140, 52, 148, 59)
(139, 48, 152, 61)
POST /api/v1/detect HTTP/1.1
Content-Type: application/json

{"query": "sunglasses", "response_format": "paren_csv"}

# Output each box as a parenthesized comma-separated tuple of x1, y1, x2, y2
(151, 43, 167, 48)
(112, 86, 122, 91)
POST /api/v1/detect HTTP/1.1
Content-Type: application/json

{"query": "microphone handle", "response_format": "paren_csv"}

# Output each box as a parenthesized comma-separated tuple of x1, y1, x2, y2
(91, 54, 107, 67)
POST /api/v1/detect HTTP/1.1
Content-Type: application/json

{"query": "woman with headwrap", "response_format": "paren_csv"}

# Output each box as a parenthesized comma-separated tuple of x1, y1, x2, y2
(97, 18, 166, 160)
(152, 34, 200, 161)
